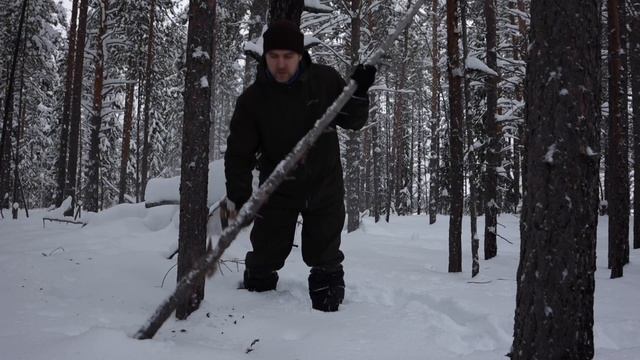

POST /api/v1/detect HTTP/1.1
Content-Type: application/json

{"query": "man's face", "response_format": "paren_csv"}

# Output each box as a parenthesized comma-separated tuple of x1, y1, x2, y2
(265, 50, 302, 83)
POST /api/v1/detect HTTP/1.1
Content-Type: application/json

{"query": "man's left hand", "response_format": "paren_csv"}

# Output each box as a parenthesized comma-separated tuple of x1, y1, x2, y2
(351, 64, 377, 96)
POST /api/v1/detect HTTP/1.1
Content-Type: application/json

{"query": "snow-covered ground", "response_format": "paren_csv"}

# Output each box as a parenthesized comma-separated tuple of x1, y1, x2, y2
(1, 208, 639, 359)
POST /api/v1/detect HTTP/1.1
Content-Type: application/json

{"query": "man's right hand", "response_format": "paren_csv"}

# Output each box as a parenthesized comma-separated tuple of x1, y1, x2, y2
(220, 198, 238, 230)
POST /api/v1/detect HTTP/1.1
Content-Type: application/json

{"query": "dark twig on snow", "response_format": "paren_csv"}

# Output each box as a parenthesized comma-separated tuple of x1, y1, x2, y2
(42, 217, 87, 228)
(496, 233, 514, 245)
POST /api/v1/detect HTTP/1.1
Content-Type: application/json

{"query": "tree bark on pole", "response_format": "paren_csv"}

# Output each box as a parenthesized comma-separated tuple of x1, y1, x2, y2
(55, 0, 79, 207)
(64, 0, 90, 216)
(510, 0, 600, 357)
(175, 0, 216, 320)
(446, 0, 463, 273)
(0, 0, 28, 212)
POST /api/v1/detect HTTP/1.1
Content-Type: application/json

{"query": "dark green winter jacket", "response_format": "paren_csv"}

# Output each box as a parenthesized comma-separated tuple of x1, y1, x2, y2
(224, 52, 369, 210)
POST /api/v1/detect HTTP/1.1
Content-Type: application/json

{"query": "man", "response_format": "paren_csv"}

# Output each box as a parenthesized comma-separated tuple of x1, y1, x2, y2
(224, 20, 375, 312)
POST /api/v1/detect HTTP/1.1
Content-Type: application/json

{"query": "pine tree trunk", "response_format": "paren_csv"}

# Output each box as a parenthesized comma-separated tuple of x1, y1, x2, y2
(55, 0, 78, 207)
(461, 0, 478, 277)
(393, 27, 410, 215)
(64, 0, 90, 216)
(372, 94, 381, 222)
(176, 0, 216, 320)
(428, 0, 440, 225)
(140, 0, 156, 202)
(269, 0, 304, 26)
(516, 0, 528, 206)
(607, 0, 628, 279)
(85, 0, 108, 212)
(483, 0, 499, 260)
(618, 0, 630, 265)
(346, 0, 362, 233)
(632, 0, 640, 250)
(119, 83, 135, 204)
(509, 7, 523, 214)
(511, 0, 600, 357)
(446, 0, 463, 273)
(243, 0, 268, 87)
(135, 79, 143, 202)
(0, 0, 28, 211)
(12, 72, 26, 219)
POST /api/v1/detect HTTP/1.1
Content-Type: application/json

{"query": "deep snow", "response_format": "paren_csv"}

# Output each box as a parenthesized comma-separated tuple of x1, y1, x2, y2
(1, 208, 639, 359)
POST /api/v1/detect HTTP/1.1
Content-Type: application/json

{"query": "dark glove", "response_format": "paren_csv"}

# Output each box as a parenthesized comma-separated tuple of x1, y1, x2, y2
(351, 64, 376, 97)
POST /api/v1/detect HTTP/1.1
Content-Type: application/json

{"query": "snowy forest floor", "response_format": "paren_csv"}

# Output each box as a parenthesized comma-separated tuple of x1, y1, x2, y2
(1, 206, 639, 359)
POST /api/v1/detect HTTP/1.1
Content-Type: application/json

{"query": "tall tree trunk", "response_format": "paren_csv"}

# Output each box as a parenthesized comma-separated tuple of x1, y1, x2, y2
(243, 0, 268, 88)
(55, 0, 79, 207)
(372, 114, 381, 222)
(428, 0, 440, 225)
(64, 0, 90, 216)
(85, 0, 108, 212)
(461, 0, 479, 277)
(346, 0, 362, 232)
(269, 0, 304, 26)
(446, 0, 463, 273)
(393, 25, 410, 216)
(176, 0, 216, 320)
(0, 0, 28, 211)
(119, 83, 135, 204)
(511, 0, 600, 357)
(140, 0, 157, 202)
(619, 0, 630, 265)
(607, 0, 628, 279)
(632, 0, 640, 250)
(135, 79, 143, 202)
(483, 0, 499, 260)
(12, 71, 26, 219)
(516, 0, 528, 207)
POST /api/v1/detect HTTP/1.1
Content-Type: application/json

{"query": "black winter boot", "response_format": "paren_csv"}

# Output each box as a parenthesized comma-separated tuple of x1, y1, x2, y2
(308, 265, 345, 312)
(243, 269, 278, 292)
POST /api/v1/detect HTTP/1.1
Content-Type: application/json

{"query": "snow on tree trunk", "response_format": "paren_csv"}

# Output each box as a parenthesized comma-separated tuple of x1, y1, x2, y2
(607, 0, 628, 279)
(446, 0, 463, 273)
(511, 0, 600, 357)
(175, 0, 216, 321)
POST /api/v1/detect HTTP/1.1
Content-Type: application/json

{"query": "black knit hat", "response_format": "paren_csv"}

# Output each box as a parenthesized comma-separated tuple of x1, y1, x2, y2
(263, 20, 304, 54)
